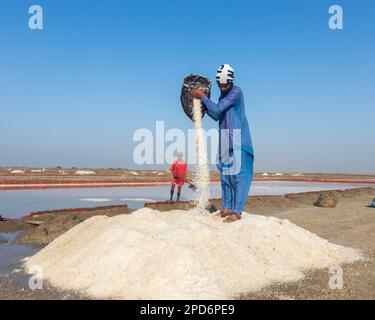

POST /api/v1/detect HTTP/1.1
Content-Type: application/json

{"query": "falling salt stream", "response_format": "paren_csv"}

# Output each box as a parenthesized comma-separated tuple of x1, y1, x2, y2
(191, 98, 210, 212)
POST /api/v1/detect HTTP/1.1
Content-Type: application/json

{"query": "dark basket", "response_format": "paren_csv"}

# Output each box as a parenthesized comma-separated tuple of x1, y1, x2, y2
(180, 74, 212, 121)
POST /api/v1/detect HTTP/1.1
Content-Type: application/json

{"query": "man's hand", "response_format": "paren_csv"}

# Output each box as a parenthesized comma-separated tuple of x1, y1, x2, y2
(191, 88, 206, 99)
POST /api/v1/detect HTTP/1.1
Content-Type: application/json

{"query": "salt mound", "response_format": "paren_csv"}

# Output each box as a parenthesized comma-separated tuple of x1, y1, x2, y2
(24, 208, 362, 300)
(10, 170, 25, 174)
(74, 170, 96, 175)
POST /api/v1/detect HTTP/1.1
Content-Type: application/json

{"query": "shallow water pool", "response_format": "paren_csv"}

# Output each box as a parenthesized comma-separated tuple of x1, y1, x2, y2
(0, 181, 373, 219)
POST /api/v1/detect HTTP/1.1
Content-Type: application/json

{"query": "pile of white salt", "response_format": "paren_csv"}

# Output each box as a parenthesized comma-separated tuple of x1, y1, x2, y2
(24, 208, 362, 299)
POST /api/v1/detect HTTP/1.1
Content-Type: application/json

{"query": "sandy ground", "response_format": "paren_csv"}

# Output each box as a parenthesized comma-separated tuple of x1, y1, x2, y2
(242, 189, 375, 300)
(0, 187, 374, 299)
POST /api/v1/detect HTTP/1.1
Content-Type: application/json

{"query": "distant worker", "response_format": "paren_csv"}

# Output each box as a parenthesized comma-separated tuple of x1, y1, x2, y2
(192, 64, 254, 223)
(170, 152, 188, 201)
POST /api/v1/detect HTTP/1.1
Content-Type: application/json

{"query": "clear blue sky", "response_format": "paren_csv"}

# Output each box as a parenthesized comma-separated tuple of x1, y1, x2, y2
(1, 0, 374, 173)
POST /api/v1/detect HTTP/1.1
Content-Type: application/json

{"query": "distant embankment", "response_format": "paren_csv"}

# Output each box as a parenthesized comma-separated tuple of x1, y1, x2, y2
(0, 177, 374, 191)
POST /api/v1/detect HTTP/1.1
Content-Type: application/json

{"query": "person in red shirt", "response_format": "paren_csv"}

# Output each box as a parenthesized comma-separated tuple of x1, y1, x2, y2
(170, 152, 188, 201)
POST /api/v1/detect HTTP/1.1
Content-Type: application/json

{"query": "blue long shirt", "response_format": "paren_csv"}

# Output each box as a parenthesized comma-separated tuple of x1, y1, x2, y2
(201, 85, 254, 159)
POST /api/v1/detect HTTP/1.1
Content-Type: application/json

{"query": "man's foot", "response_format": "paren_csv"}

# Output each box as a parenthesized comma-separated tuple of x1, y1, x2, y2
(215, 209, 232, 218)
(223, 213, 242, 223)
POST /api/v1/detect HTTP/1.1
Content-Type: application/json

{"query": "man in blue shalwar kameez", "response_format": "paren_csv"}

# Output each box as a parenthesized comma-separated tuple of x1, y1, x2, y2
(192, 64, 254, 223)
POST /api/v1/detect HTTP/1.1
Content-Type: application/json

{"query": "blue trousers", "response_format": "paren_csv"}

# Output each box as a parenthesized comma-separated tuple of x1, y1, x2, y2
(220, 150, 254, 214)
